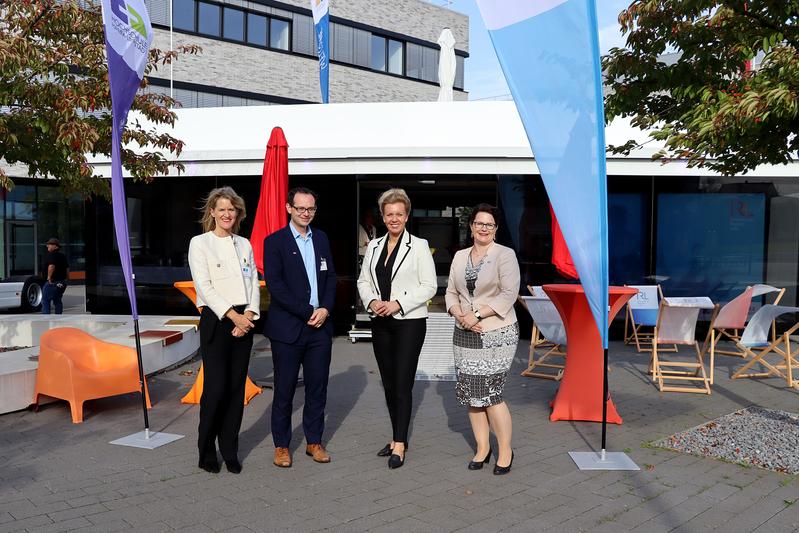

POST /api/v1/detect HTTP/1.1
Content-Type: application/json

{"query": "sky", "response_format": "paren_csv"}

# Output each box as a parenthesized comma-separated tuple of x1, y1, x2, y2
(436, 0, 632, 100)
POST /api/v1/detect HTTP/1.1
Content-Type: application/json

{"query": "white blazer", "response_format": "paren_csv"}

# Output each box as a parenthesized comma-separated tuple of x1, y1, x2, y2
(188, 231, 260, 320)
(357, 231, 437, 320)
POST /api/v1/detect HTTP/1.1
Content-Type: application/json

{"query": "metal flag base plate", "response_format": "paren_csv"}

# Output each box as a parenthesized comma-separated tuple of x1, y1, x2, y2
(110, 430, 184, 450)
(569, 451, 640, 471)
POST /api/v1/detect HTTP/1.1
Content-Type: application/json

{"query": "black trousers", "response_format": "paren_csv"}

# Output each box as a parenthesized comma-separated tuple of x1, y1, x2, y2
(270, 325, 332, 447)
(371, 316, 427, 444)
(198, 306, 253, 463)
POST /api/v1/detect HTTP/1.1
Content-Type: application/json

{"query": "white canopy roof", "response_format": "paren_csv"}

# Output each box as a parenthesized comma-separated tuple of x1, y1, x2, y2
(88, 101, 798, 178)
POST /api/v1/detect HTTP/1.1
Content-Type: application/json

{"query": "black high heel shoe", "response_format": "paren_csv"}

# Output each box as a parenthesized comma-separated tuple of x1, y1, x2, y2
(388, 449, 405, 469)
(493, 451, 513, 475)
(468, 448, 492, 470)
(377, 442, 409, 457)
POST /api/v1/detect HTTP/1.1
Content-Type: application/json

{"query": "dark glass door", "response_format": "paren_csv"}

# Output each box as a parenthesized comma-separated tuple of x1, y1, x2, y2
(7, 221, 36, 276)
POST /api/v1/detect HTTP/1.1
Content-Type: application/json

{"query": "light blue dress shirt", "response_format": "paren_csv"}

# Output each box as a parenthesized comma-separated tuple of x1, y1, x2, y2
(290, 222, 319, 309)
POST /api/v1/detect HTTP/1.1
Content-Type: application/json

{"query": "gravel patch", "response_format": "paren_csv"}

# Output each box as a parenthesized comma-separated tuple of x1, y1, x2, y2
(653, 406, 799, 474)
(0, 346, 31, 352)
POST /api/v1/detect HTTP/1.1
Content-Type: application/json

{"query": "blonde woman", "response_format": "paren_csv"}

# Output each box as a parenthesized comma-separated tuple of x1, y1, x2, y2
(445, 204, 520, 475)
(357, 188, 437, 469)
(188, 187, 260, 474)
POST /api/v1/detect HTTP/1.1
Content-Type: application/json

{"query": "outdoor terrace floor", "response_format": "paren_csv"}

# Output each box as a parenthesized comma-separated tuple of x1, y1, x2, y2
(1, 334, 797, 532)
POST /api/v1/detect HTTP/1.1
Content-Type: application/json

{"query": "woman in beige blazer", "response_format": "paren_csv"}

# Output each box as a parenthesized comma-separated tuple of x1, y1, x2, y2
(357, 188, 437, 469)
(188, 187, 259, 475)
(445, 203, 520, 475)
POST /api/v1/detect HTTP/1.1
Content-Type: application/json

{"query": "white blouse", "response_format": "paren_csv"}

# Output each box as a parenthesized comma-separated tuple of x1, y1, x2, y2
(188, 231, 260, 320)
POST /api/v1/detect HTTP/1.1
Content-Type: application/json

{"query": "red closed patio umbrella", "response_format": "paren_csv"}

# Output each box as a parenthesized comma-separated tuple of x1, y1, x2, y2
(251, 127, 290, 274)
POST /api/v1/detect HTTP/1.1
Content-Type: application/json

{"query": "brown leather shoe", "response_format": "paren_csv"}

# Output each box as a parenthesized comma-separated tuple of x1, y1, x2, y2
(305, 443, 331, 463)
(274, 447, 292, 468)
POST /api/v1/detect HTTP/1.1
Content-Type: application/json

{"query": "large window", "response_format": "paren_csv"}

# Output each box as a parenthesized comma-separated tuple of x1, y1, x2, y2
(197, 2, 220, 37)
(656, 193, 767, 303)
(222, 7, 244, 42)
(247, 13, 267, 47)
(371, 35, 403, 75)
(172, 1, 291, 51)
(270, 18, 290, 50)
(172, 0, 194, 31)
(370, 35, 386, 71)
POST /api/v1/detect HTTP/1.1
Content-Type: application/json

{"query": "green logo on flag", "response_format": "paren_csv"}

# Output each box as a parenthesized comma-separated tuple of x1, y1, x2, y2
(127, 4, 148, 39)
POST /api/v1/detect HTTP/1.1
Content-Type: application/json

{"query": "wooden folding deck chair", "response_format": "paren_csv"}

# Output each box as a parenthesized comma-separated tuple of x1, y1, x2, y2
(731, 305, 799, 389)
(706, 285, 785, 367)
(624, 285, 676, 353)
(650, 297, 718, 394)
(525, 285, 555, 351)
(518, 293, 567, 380)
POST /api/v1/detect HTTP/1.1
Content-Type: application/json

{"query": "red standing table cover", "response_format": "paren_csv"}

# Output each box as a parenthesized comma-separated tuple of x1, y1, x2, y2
(543, 284, 638, 423)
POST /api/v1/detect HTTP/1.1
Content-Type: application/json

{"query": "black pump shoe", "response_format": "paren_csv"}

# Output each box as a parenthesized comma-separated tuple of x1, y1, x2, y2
(377, 442, 409, 457)
(225, 460, 242, 474)
(198, 458, 220, 474)
(388, 452, 405, 469)
(377, 443, 393, 457)
(468, 448, 492, 470)
(493, 451, 514, 475)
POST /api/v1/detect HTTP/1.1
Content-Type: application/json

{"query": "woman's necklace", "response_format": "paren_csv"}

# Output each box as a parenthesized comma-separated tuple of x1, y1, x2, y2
(470, 243, 492, 265)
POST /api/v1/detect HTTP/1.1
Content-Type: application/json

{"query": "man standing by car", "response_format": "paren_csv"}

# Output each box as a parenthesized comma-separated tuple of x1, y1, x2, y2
(42, 238, 68, 314)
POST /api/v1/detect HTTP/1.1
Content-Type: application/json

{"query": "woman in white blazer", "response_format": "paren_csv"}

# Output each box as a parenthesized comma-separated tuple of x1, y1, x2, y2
(188, 187, 260, 475)
(357, 188, 436, 469)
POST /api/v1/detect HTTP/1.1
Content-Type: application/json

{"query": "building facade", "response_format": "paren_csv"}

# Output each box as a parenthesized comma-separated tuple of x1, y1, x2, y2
(145, 0, 469, 105)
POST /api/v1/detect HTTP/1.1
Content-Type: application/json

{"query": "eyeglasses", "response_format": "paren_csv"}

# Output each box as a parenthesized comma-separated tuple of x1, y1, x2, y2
(472, 222, 497, 230)
(292, 206, 318, 214)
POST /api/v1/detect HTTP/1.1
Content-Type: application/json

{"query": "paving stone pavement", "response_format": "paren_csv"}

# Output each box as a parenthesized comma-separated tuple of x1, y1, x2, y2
(1, 334, 798, 532)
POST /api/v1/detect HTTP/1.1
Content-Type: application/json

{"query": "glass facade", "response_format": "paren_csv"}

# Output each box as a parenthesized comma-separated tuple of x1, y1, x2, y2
(86, 174, 799, 331)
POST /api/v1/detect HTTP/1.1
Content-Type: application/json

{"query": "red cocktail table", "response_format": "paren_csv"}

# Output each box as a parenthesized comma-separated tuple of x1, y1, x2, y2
(543, 284, 638, 423)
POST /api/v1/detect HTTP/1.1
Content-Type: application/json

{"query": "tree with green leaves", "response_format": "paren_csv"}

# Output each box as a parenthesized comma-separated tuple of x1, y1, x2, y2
(603, 1, 798, 175)
(0, 0, 200, 197)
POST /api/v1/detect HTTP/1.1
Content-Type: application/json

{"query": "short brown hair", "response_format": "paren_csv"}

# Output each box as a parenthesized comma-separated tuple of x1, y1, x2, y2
(200, 187, 247, 233)
(377, 188, 411, 215)
(468, 203, 500, 227)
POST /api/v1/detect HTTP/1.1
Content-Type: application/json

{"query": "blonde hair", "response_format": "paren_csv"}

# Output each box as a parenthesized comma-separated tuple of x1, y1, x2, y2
(200, 187, 247, 233)
(377, 188, 411, 215)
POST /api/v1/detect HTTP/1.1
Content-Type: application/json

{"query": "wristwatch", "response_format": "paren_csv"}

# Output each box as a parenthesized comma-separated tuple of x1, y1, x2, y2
(473, 309, 482, 320)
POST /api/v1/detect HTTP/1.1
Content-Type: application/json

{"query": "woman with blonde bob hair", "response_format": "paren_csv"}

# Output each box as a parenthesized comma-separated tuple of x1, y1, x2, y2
(357, 188, 437, 469)
(188, 186, 260, 474)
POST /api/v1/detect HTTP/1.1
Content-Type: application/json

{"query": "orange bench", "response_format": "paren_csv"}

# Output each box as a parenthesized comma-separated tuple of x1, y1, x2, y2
(33, 327, 151, 423)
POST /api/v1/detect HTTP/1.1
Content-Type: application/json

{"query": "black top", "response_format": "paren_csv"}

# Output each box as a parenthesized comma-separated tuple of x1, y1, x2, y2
(375, 236, 401, 301)
(45, 251, 68, 282)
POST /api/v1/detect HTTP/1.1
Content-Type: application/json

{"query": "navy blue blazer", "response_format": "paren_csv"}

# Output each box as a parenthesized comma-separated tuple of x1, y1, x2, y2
(263, 225, 337, 343)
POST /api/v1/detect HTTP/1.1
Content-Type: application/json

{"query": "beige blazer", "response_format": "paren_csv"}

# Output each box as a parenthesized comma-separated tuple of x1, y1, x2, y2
(188, 231, 260, 320)
(445, 243, 520, 332)
(357, 231, 437, 320)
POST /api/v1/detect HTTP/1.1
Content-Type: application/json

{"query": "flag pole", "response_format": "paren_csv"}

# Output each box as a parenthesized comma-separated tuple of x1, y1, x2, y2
(101, 0, 182, 449)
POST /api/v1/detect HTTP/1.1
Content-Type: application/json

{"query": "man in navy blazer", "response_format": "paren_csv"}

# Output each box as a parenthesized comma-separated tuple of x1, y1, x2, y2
(263, 187, 336, 467)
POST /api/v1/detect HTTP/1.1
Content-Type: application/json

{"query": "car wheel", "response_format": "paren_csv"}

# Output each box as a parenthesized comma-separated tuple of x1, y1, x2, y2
(20, 276, 44, 312)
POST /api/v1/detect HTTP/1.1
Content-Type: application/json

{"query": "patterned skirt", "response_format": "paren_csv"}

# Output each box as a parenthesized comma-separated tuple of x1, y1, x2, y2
(453, 323, 519, 407)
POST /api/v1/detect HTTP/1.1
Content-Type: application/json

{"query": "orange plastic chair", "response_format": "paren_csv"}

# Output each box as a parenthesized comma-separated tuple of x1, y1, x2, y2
(173, 281, 263, 405)
(33, 327, 151, 423)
